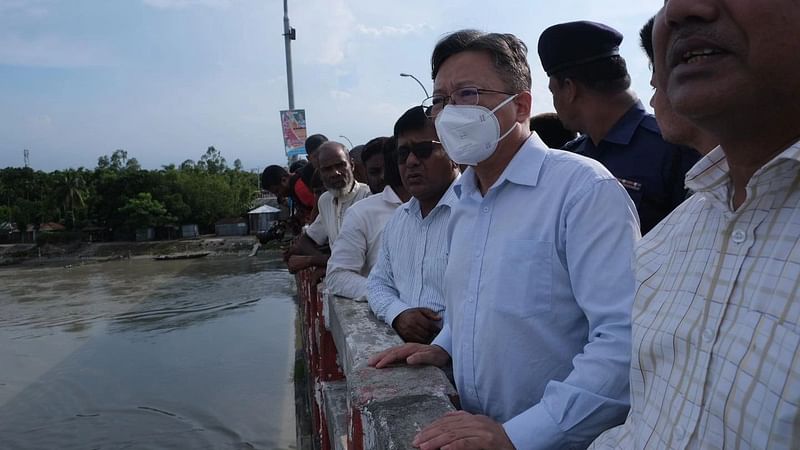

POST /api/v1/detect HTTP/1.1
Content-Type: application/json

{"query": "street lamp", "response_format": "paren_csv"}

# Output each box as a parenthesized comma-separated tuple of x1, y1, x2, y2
(339, 135, 355, 148)
(400, 73, 429, 98)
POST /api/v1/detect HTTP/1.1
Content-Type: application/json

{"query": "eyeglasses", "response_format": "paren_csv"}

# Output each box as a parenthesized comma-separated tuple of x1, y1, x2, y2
(422, 87, 515, 117)
(395, 140, 442, 164)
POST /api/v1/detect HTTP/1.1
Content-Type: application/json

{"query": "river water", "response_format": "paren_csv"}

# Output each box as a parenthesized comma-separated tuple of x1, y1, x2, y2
(0, 253, 297, 449)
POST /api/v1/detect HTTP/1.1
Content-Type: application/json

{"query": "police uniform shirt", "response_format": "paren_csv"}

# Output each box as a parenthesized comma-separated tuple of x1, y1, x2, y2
(564, 101, 700, 234)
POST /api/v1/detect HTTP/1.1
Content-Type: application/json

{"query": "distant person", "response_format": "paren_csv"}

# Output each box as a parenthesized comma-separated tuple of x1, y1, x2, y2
(529, 112, 578, 148)
(289, 159, 307, 174)
(325, 135, 410, 300)
(261, 165, 315, 225)
(591, 2, 800, 448)
(349, 144, 368, 185)
(367, 106, 459, 344)
(639, 16, 717, 155)
(299, 133, 329, 202)
(370, 29, 639, 449)
(285, 142, 370, 273)
(361, 137, 388, 194)
(538, 20, 700, 234)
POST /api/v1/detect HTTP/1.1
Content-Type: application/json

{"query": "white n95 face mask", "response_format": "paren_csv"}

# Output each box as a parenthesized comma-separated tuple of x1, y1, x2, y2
(434, 94, 518, 166)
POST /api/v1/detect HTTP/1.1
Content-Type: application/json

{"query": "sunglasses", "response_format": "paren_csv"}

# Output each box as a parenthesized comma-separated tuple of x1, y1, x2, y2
(395, 140, 442, 164)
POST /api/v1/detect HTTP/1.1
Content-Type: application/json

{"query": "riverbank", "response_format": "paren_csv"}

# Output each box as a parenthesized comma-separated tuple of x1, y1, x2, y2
(0, 236, 283, 268)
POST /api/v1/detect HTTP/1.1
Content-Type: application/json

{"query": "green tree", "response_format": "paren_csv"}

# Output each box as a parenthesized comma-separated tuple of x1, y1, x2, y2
(199, 146, 227, 174)
(54, 169, 88, 229)
(118, 193, 175, 231)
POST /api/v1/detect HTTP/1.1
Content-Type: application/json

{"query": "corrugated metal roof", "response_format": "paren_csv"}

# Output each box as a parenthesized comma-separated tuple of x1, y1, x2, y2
(248, 205, 280, 214)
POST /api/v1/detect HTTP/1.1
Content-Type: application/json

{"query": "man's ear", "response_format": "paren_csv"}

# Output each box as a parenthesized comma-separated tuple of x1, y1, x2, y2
(513, 90, 533, 122)
(281, 175, 290, 188)
(563, 78, 578, 104)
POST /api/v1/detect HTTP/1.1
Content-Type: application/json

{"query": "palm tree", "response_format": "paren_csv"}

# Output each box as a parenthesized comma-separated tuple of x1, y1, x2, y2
(55, 170, 87, 229)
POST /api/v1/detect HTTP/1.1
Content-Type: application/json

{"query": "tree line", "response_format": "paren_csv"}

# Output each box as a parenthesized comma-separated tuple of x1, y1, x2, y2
(0, 147, 259, 237)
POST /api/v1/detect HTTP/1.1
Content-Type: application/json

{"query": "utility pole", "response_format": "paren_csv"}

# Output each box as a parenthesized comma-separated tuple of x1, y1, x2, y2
(23, 149, 30, 168)
(283, 0, 297, 166)
(283, 0, 296, 110)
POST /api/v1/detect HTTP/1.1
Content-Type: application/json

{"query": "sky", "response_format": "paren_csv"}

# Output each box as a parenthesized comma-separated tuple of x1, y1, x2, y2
(0, 0, 663, 172)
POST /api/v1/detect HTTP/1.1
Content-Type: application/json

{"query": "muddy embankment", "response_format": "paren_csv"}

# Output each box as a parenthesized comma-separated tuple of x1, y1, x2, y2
(0, 236, 284, 268)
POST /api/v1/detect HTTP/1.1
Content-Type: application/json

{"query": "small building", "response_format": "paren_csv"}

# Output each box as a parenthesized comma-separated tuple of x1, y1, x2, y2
(135, 227, 156, 242)
(247, 205, 280, 234)
(181, 224, 199, 239)
(82, 225, 109, 242)
(0, 222, 21, 244)
(215, 218, 248, 237)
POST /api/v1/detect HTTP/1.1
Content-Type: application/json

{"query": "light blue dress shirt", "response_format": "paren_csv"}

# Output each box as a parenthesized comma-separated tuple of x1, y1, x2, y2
(366, 180, 458, 327)
(431, 134, 639, 449)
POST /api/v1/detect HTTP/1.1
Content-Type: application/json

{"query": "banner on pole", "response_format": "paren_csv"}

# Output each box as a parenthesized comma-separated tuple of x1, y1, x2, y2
(280, 109, 307, 157)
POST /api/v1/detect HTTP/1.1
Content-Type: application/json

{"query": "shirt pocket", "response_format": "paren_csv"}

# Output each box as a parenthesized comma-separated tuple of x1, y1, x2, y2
(492, 239, 552, 317)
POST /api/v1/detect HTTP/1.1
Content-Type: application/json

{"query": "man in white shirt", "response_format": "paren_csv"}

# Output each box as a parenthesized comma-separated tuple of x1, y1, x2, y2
(367, 106, 459, 344)
(370, 30, 639, 449)
(591, 2, 800, 449)
(325, 133, 411, 300)
(286, 141, 370, 273)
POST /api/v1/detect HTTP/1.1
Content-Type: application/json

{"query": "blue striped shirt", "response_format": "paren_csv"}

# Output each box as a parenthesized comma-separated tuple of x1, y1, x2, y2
(366, 180, 458, 327)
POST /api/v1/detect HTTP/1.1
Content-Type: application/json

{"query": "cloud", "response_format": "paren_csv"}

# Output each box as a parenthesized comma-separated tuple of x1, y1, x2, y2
(0, 35, 112, 68)
(330, 90, 352, 100)
(141, 0, 232, 9)
(0, 0, 50, 18)
(356, 23, 431, 38)
(294, 0, 356, 65)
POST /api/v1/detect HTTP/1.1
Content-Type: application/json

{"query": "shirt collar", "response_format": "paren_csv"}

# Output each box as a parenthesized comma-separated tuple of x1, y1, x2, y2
(686, 138, 800, 194)
(603, 101, 647, 146)
(381, 185, 404, 205)
(333, 181, 367, 205)
(454, 133, 548, 198)
(404, 174, 461, 216)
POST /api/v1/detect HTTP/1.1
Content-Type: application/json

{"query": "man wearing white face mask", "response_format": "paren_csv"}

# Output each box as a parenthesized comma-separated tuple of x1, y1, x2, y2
(370, 30, 641, 449)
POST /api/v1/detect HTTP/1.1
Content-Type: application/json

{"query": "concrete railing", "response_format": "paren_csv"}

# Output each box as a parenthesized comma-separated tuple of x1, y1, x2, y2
(295, 269, 457, 450)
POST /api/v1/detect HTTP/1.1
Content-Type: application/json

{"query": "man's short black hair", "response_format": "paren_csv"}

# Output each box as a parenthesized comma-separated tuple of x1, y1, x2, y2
(553, 56, 631, 94)
(530, 112, 578, 149)
(382, 136, 402, 189)
(305, 134, 329, 155)
(261, 165, 288, 188)
(289, 159, 307, 173)
(640, 16, 656, 67)
(393, 105, 430, 137)
(362, 137, 389, 165)
(431, 30, 531, 93)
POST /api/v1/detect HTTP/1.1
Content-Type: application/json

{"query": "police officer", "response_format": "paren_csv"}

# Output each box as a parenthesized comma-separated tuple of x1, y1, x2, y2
(538, 21, 699, 233)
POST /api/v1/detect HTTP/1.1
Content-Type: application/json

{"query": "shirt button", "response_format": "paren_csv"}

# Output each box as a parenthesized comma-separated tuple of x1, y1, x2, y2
(482, 207, 489, 213)
(702, 329, 715, 342)
(732, 229, 746, 243)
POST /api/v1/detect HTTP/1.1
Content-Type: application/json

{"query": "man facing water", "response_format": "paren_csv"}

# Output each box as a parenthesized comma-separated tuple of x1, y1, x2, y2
(367, 106, 459, 344)
(370, 29, 639, 449)
(284, 141, 370, 273)
(591, 1, 800, 448)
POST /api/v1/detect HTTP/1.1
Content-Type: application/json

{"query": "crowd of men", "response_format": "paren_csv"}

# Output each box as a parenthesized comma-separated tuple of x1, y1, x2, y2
(262, 2, 800, 448)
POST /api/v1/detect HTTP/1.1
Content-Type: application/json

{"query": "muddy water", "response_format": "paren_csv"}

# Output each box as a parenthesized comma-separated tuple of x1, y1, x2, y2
(0, 254, 297, 449)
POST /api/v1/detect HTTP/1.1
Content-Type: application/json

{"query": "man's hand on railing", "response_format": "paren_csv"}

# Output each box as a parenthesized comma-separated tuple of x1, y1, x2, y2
(392, 308, 442, 344)
(412, 411, 516, 450)
(368, 343, 450, 369)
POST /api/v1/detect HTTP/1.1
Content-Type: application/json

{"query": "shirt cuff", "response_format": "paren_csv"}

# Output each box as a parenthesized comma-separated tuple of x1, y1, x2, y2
(430, 325, 452, 355)
(384, 301, 411, 327)
(503, 404, 567, 450)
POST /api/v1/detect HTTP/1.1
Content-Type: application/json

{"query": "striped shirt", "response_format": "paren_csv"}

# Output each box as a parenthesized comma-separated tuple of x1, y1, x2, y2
(366, 180, 458, 326)
(591, 140, 800, 449)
